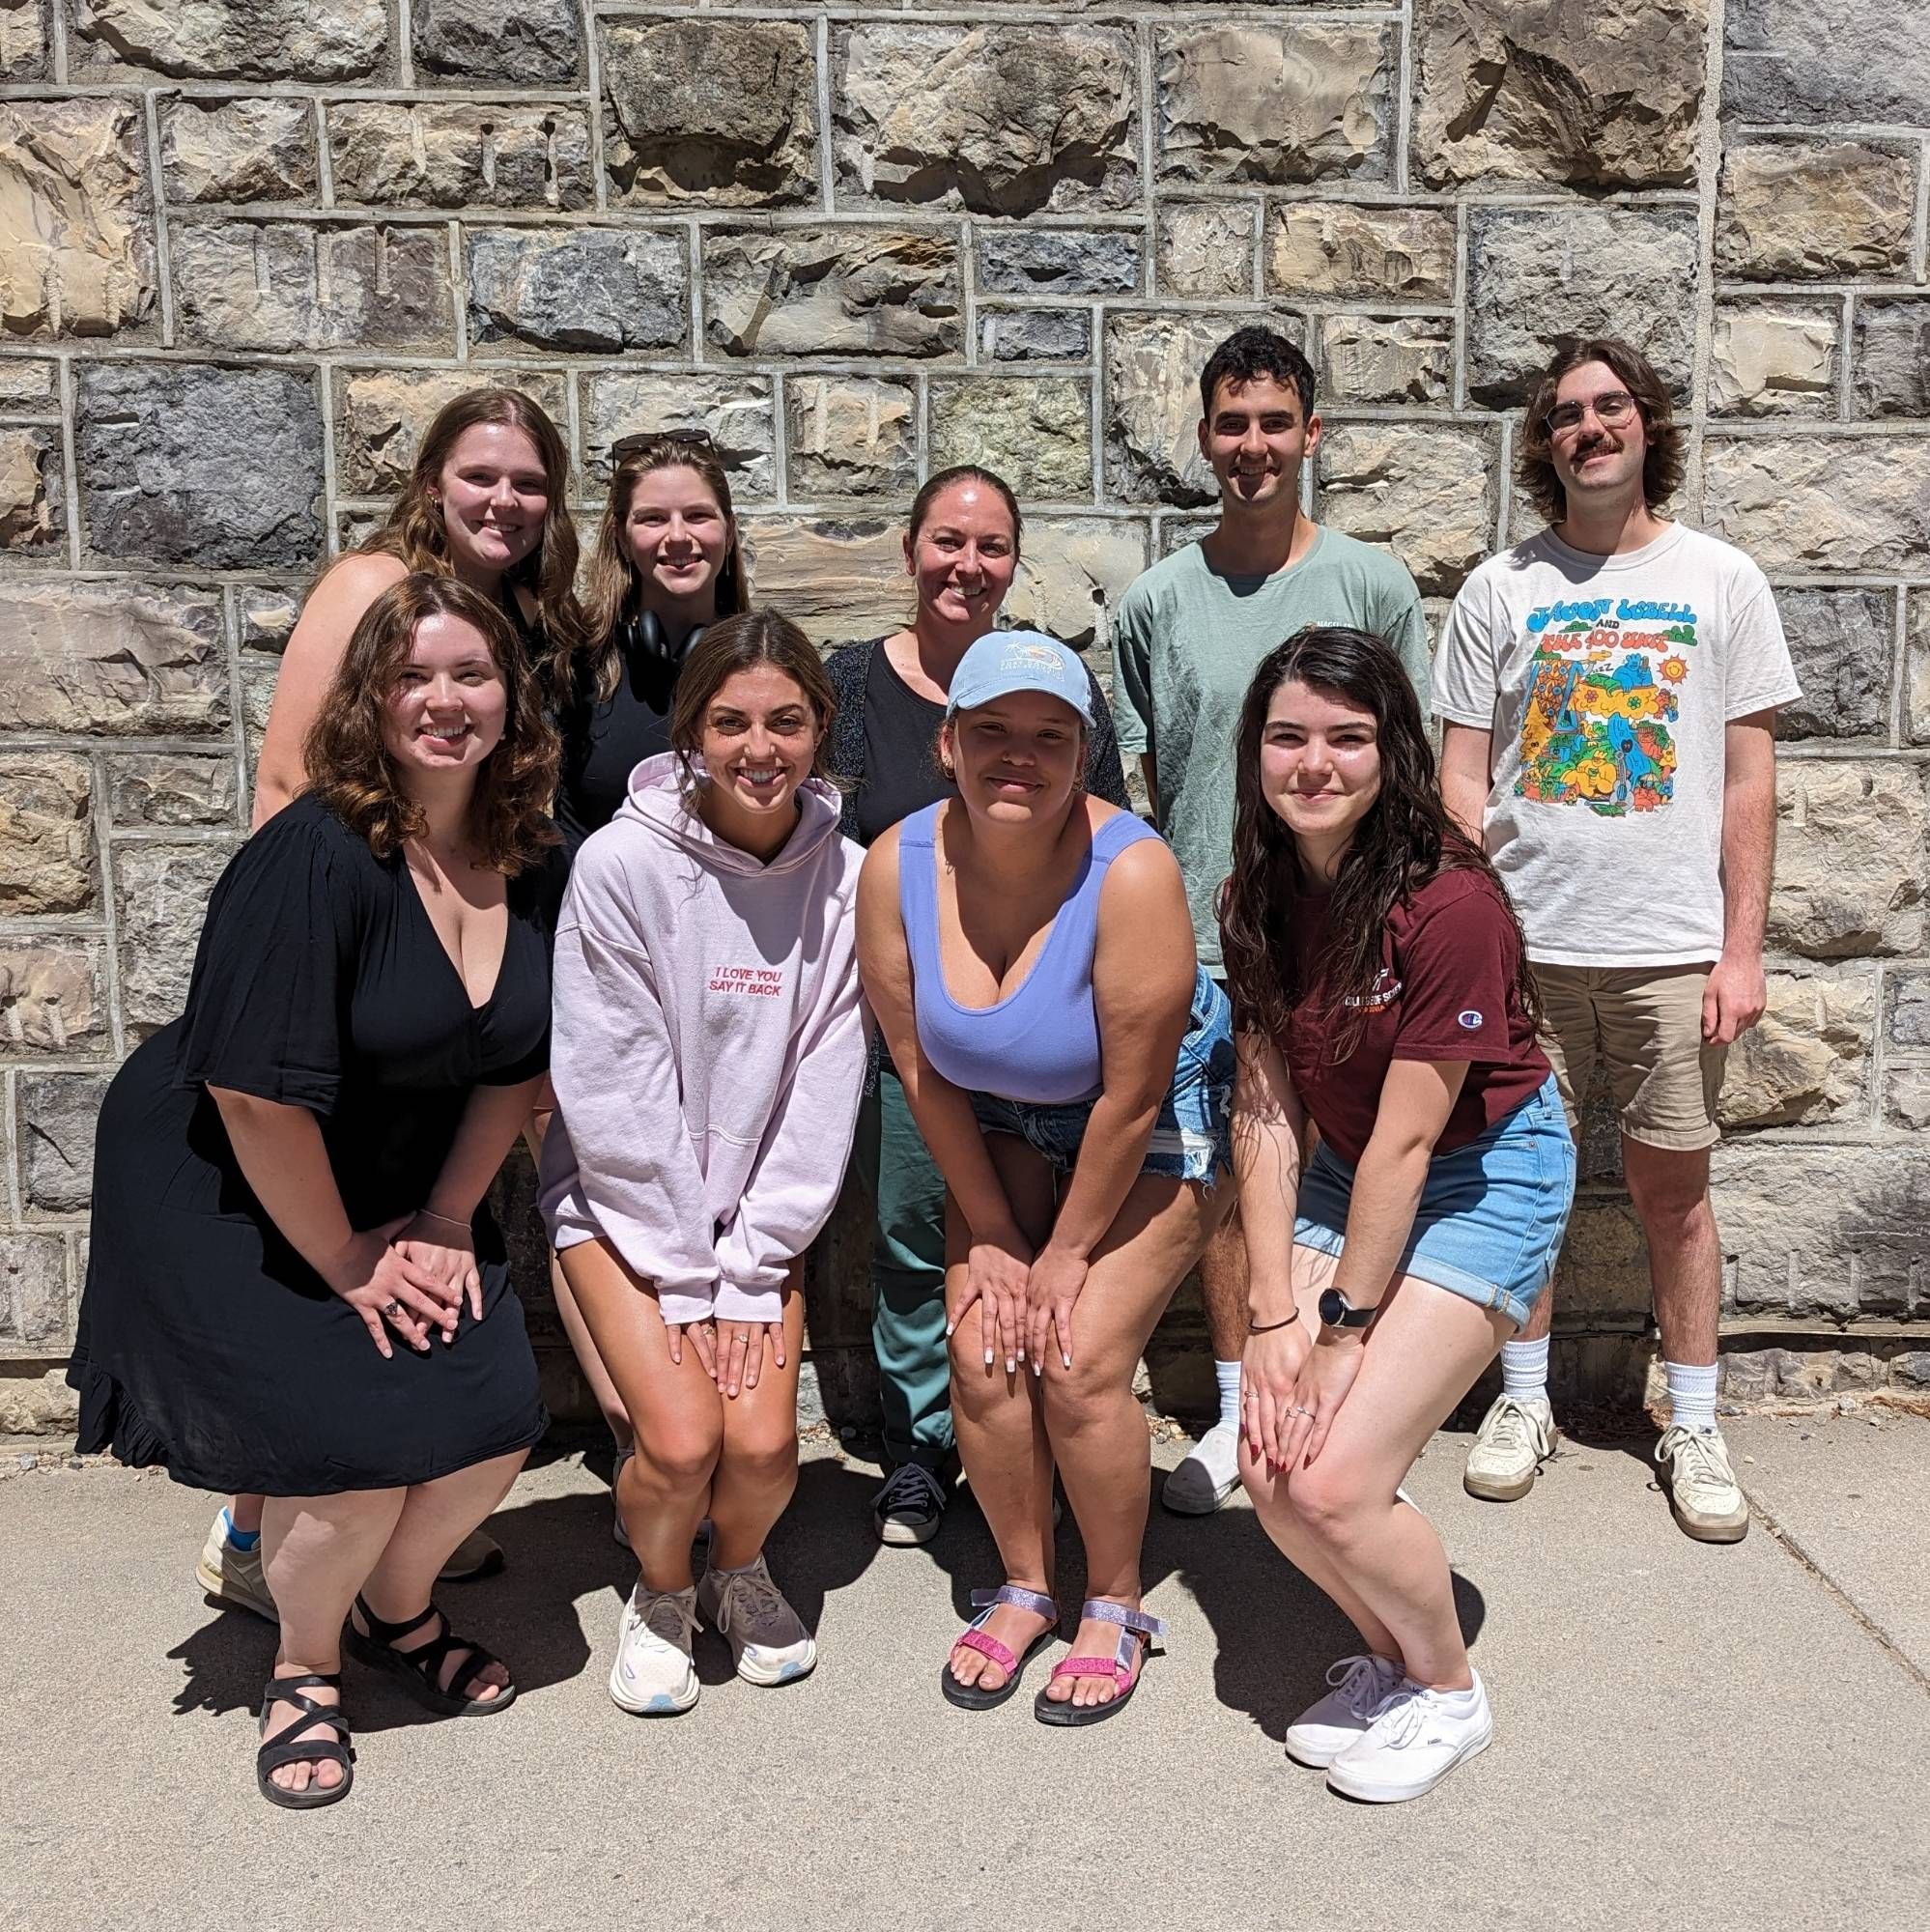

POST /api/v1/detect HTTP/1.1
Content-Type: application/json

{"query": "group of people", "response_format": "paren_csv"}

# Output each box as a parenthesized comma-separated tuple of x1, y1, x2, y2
(69, 322, 1797, 1812)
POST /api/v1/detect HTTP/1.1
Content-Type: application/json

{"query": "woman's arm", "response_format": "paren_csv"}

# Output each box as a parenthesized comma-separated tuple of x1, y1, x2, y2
(252, 554, 409, 825)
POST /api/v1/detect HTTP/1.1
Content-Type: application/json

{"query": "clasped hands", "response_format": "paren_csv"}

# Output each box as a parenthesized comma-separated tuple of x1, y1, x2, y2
(949, 1227, 1087, 1378)
(1240, 1307, 1365, 1476)
(326, 1208, 483, 1360)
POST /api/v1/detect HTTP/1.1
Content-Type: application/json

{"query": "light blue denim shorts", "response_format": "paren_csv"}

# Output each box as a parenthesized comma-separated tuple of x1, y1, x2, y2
(969, 968, 1234, 1184)
(1292, 1072, 1576, 1331)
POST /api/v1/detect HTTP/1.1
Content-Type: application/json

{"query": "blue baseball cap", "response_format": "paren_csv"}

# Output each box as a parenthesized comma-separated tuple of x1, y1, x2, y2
(945, 629, 1093, 727)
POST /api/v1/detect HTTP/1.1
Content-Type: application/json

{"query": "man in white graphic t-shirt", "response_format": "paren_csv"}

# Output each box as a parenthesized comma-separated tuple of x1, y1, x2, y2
(1433, 338, 1799, 1543)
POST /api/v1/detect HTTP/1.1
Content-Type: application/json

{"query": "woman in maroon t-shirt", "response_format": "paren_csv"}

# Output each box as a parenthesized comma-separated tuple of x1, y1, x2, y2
(1219, 625, 1575, 1804)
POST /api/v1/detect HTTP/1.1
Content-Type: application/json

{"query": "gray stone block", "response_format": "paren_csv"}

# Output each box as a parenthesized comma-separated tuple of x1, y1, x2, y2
(0, 1231, 69, 1357)
(467, 227, 688, 355)
(1853, 300, 1930, 419)
(113, 841, 238, 1038)
(412, 2, 580, 84)
(979, 309, 1092, 363)
(976, 230, 1142, 298)
(1723, 0, 1930, 128)
(20, 1072, 111, 1215)
(1774, 588, 1893, 742)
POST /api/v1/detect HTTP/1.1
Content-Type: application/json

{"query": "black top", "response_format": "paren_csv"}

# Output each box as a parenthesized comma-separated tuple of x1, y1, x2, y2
(553, 631, 695, 854)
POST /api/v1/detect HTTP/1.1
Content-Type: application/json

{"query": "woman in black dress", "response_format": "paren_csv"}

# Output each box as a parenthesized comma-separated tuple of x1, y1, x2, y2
(71, 576, 563, 1810)
(541, 431, 749, 1524)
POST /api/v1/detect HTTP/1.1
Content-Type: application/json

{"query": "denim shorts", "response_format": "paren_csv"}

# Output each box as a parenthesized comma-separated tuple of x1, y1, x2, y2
(1291, 1072, 1576, 1331)
(969, 968, 1234, 1184)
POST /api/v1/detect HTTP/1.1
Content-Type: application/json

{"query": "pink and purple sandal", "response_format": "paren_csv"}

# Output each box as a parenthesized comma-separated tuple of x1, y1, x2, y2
(1034, 1599, 1166, 1727)
(941, 1584, 1060, 1711)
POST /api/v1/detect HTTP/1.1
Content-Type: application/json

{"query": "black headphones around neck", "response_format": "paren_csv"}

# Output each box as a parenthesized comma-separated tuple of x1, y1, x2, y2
(621, 607, 706, 666)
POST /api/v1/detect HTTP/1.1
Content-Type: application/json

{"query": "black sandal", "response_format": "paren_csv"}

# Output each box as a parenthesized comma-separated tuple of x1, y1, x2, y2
(345, 1595, 518, 1717)
(256, 1671, 355, 1810)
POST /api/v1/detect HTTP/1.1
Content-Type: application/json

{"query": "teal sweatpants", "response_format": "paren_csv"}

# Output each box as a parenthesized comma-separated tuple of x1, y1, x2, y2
(855, 1059, 953, 1470)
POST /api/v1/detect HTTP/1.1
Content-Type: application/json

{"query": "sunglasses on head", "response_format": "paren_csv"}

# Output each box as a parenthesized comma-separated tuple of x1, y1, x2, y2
(610, 427, 721, 462)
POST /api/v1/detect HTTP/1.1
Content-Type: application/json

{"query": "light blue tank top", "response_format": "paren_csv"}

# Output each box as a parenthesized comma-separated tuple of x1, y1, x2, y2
(900, 802, 1162, 1105)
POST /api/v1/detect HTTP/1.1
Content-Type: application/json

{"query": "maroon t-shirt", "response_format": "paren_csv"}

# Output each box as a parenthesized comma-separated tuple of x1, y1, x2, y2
(1282, 867, 1551, 1168)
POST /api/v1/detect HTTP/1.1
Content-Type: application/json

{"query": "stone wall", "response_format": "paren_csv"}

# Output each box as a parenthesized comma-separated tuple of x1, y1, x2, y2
(3, 0, 1927, 1433)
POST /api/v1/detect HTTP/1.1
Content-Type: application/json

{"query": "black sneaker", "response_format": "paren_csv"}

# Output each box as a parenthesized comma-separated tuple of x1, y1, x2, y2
(872, 1462, 950, 1547)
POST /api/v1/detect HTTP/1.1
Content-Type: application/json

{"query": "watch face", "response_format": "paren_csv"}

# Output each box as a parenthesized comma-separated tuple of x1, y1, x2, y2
(1318, 1288, 1346, 1326)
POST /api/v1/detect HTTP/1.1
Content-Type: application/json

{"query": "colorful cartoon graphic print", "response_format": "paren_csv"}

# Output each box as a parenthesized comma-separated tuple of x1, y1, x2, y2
(1514, 595, 1697, 815)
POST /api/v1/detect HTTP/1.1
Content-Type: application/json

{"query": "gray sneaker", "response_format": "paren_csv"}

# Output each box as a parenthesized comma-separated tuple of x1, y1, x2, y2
(696, 1554, 816, 1686)
(1655, 1426, 1749, 1544)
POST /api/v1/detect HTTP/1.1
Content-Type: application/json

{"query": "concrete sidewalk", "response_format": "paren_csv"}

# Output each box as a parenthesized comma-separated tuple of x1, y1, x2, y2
(3, 1412, 1926, 1932)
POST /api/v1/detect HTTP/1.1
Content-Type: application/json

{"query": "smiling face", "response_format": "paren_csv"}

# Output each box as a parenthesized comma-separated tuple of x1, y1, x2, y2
(1547, 358, 1649, 508)
(623, 464, 732, 618)
(906, 479, 1018, 635)
(433, 422, 550, 582)
(944, 690, 1085, 828)
(695, 663, 822, 854)
(380, 611, 510, 783)
(1198, 374, 1320, 514)
(1258, 677, 1382, 864)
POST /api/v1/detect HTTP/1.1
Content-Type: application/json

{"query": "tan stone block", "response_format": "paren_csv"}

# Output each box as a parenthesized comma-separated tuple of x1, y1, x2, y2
(0, 1233, 70, 1358)
(1704, 433, 1930, 576)
(115, 840, 237, 1038)
(738, 519, 908, 646)
(332, 368, 568, 497)
(1315, 422, 1495, 595)
(784, 377, 917, 500)
(1156, 23, 1393, 187)
(1412, 0, 1707, 190)
(1104, 310, 1266, 504)
(0, 940, 106, 1057)
(1717, 140, 1915, 280)
(835, 24, 1138, 214)
(1770, 761, 1925, 958)
(1885, 1065, 1930, 1131)
(580, 372, 775, 497)
(1266, 202, 1455, 302)
(0, 356, 58, 412)
(0, 424, 61, 550)
(239, 651, 278, 796)
(1719, 967, 1875, 1129)
(328, 100, 592, 212)
(1709, 303, 1838, 418)
(704, 229, 962, 360)
(1, 0, 46, 78)
(1003, 517, 1148, 650)
(1548, 1194, 1651, 1321)
(161, 96, 315, 203)
(0, 1366, 78, 1433)
(929, 378, 1093, 502)
(0, 97, 156, 337)
(1156, 203, 1257, 299)
(71, 1, 389, 80)
(108, 754, 239, 828)
(241, 591, 298, 656)
(0, 754, 93, 915)
(1319, 315, 1452, 407)
(1908, 590, 1930, 746)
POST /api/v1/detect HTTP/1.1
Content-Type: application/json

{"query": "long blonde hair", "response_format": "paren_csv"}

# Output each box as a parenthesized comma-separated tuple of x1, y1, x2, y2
(577, 436, 749, 704)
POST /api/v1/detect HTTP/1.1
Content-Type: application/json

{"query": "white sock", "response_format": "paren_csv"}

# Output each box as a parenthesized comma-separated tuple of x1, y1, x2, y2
(1500, 1337, 1550, 1403)
(1663, 1360, 1719, 1435)
(1214, 1358, 1243, 1433)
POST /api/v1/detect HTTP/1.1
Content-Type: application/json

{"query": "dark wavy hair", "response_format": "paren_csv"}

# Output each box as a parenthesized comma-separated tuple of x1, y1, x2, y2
(1517, 337, 1688, 528)
(1200, 325, 1317, 420)
(1219, 626, 1538, 1058)
(668, 611, 839, 807)
(303, 574, 560, 875)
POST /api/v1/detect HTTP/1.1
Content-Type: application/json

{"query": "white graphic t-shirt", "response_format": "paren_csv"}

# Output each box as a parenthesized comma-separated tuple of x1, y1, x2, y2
(1433, 523, 1800, 967)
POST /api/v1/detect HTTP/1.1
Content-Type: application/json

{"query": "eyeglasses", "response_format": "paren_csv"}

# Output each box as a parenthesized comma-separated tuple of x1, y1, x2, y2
(610, 427, 720, 461)
(1542, 391, 1638, 437)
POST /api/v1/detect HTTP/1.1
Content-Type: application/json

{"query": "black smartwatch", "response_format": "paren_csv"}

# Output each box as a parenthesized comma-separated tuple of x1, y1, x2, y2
(1318, 1288, 1377, 1332)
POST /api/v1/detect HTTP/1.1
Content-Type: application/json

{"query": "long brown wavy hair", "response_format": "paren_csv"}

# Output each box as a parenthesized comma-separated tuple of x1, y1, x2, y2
(1219, 626, 1538, 1059)
(303, 575, 560, 875)
(1517, 336, 1688, 528)
(576, 436, 749, 705)
(358, 387, 583, 672)
(668, 611, 838, 809)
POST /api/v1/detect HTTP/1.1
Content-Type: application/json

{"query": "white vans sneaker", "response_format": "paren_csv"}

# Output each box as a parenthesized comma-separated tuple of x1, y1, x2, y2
(608, 1582, 700, 1716)
(696, 1554, 816, 1687)
(1162, 1419, 1242, 1515)
(1463, 1393, 1559, 1502)
(1285, 1654, 1406, 1768)
(1655, 1425, 1750, 1544)
(1326, 1672, 1493, 1804)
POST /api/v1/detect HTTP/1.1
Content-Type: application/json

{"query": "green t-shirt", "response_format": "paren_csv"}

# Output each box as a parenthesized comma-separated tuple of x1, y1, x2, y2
(1111, 527, 1432, 974)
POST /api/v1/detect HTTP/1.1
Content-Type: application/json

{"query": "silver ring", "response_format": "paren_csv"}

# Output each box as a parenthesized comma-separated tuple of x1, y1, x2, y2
(1290, 1406, 1314, 1418)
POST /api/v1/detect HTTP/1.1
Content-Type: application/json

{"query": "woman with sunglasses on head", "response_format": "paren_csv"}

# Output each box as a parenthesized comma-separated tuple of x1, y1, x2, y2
(1223, 626, 1575, 1803)
(537, 430, 752, 1526)
(824, 467, 1130, 1549)
(201, 388, 581, 1617)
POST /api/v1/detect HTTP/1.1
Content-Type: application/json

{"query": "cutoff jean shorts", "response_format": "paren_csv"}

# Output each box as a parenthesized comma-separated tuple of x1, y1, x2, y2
(968, 968, 1235, 1184)
(1291, 1072, 1576, 1331)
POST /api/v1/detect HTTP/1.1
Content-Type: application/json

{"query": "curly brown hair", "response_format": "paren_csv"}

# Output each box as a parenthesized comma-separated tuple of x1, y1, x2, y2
(303, 574, 560, 875)
(1517, 337, 1688, 529)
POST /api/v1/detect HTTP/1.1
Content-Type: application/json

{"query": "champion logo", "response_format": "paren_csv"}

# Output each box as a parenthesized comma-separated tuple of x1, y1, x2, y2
(1458, 1009, 1484, 1030)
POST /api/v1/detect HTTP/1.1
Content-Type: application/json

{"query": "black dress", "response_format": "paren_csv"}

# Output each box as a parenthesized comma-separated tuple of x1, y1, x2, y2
(69, 795, 559, 1495)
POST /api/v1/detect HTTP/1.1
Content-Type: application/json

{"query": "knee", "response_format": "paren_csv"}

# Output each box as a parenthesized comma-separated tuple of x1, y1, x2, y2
(1626, 1168, 1711, 1234)
(722, 1419, 797, 1490)
(1285, 1456, 1371, 1548)
(1039, 1352, 1124, 1432)
(636, 1416, 724, 1492)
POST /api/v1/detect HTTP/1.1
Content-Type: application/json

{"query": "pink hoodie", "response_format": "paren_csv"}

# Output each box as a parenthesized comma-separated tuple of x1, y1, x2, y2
(540, 753, 866, 1325)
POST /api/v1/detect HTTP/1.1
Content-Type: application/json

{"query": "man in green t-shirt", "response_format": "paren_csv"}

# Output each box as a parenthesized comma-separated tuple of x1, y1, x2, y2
(1112, 325, 1433, 1515)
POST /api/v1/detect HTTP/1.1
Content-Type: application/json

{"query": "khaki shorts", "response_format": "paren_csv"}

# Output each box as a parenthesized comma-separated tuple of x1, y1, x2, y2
(1533, 964, 1727, 1153)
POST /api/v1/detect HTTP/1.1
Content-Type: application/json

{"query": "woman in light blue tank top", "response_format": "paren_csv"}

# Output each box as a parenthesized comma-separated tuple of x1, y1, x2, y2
(858, 630, 1235, 1729)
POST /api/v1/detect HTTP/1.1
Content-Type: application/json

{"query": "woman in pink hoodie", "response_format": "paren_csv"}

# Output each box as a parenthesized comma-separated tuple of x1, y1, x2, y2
(540, 612, 866, 1716)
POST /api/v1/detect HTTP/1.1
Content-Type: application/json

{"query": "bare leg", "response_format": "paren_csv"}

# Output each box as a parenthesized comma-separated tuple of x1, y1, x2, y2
(1197, 1207, 1250, 1365)
(1511, 1281, 1554, 1348)
(259, 1487, 404, 1795)
(1039, 1170, 1229, 1708)
(1623, 1139, 1719, 1368)
(945, 1136, 1059, 1693)
(708, 1276, 808, 1572)
(561, 1238, 722, 1593)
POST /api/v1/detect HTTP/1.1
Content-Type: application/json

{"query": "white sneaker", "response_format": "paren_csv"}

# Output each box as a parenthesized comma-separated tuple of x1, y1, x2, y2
(1163, 1419, 1242, 1515)
(194, 1512, 277, 1623)
(1463, 1393, 1559, 1502)
(696, 1554, 816, 1687)
(1655, 1425, 1749, 1544)
(1285, 1653, 1406, 1769)
(1325, 1672, 1493, 1804)
(608, 1582, 700, 1716)
(611, 1451, 632, 1549)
